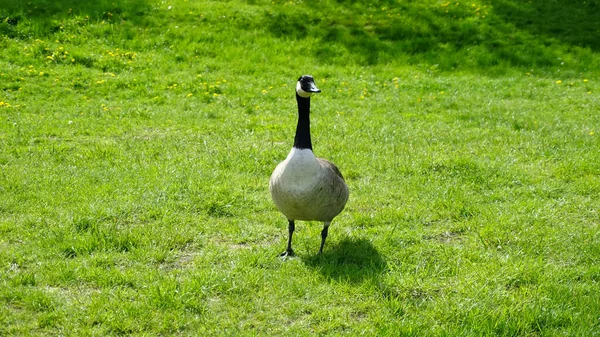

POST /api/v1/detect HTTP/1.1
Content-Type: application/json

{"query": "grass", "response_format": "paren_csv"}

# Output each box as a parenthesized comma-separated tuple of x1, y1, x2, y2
(1, 0, 600, 335)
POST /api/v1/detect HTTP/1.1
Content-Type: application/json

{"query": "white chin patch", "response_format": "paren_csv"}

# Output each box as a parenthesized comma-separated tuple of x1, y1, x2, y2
(296, 82, 312, 98)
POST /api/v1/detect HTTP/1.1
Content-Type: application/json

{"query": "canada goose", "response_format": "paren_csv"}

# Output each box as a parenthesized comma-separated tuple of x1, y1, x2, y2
(269, 75, 349, 257)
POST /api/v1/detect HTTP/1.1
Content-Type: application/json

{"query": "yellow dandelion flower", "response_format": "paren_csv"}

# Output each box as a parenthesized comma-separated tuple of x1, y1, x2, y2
(583, 79, 589, 83)
(187, 93, 193, 97)
(262, 89, 267, 94)
(589, 131, 594, 136)
(556, 80, 562, 84)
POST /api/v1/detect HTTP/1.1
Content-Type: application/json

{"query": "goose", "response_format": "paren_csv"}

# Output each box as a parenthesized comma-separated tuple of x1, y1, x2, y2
(269, 75, 349, 257)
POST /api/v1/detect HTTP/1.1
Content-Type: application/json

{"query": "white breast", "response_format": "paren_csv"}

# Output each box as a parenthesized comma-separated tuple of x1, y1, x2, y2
(270, 148, 320, 191)
(269, 148, 329, 220)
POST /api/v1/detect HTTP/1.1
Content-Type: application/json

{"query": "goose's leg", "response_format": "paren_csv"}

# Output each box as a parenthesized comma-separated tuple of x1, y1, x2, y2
(319, 222, 331, 255)
(280, 220, 295, 257)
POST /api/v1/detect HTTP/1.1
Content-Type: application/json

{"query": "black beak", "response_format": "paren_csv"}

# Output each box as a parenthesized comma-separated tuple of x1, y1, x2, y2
(306, 81, 321, 93)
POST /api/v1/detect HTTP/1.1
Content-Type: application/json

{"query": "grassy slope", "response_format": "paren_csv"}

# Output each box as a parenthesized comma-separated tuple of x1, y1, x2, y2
(1, 0, 600, 335)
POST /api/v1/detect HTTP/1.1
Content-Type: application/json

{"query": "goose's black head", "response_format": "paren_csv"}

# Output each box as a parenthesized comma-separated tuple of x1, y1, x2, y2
(296, 75, 321, 98)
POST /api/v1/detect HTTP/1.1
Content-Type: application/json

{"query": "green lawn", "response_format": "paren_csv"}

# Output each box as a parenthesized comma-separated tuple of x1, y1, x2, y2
(1, 0, 600, 335)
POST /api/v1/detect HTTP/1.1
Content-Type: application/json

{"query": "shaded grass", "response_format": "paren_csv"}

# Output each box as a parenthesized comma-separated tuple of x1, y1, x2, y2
(2, 0, 599, 72)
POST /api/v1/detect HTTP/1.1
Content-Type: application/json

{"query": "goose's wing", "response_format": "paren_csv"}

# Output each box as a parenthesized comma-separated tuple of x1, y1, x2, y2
(317, 158, 345, 181)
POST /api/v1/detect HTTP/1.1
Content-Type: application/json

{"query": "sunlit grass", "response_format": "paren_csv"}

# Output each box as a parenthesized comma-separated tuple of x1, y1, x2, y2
(1, 0, 600, 335)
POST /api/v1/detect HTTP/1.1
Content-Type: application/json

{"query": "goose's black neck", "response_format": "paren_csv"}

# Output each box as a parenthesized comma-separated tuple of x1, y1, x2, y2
(293, 93, 312, 150)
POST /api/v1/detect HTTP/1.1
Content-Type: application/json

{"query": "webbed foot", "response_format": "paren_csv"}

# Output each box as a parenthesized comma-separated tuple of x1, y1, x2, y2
(279, 249, 295, 258)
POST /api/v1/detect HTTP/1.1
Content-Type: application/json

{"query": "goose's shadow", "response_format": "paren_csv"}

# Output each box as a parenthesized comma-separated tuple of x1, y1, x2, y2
(302, 238, 386, 284)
